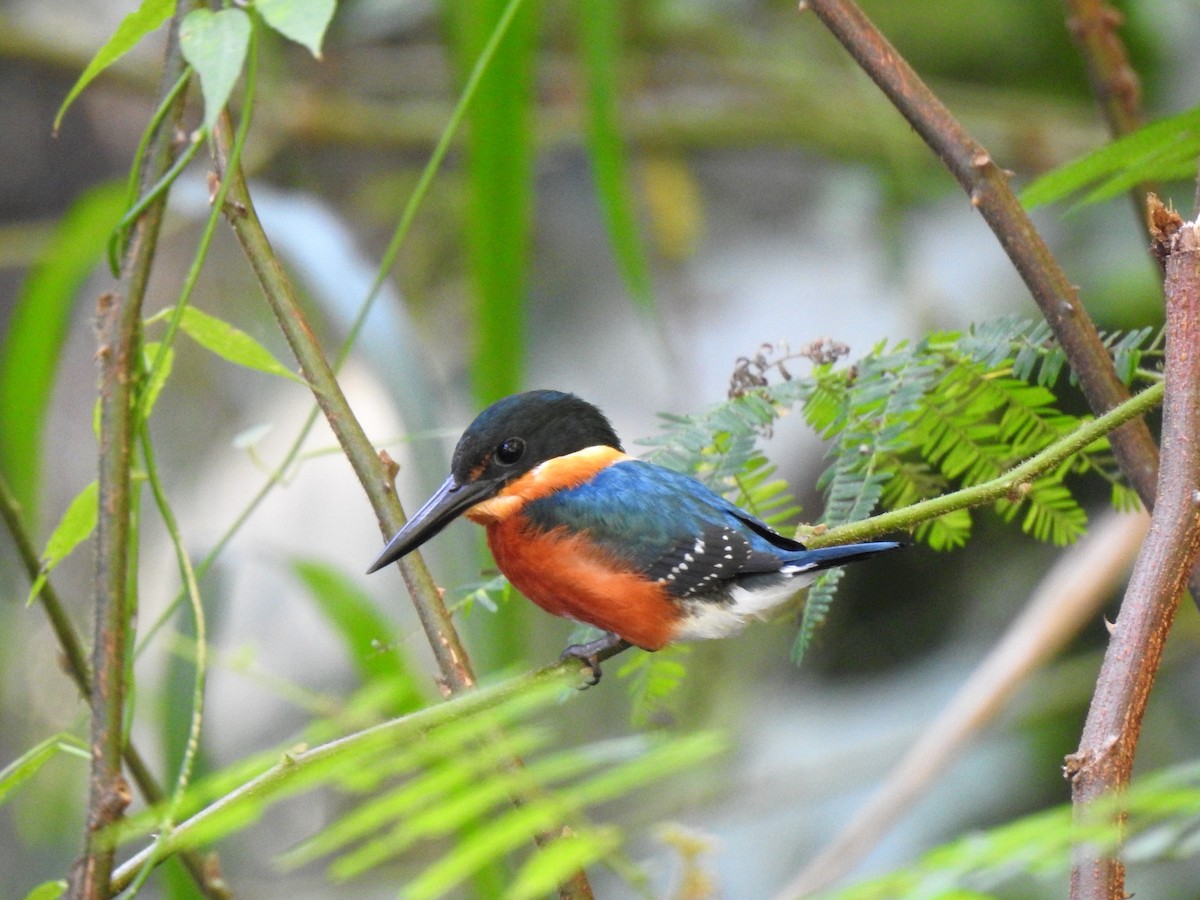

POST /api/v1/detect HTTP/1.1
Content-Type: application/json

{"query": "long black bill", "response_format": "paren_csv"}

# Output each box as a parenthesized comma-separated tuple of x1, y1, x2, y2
(366, 474, 500, 574)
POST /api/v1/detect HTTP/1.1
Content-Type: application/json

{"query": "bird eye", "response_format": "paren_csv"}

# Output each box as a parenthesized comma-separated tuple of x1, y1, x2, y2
(495, 437, 525, 465)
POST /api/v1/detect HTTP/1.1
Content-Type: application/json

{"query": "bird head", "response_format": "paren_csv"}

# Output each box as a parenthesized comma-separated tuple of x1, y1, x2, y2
(367, 390, 622, 573)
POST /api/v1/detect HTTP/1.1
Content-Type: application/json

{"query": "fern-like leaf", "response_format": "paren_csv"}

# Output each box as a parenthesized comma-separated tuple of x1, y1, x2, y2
(617, 645, 693, 729)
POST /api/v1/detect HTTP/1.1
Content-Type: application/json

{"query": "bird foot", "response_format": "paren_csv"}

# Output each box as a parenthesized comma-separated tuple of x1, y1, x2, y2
(560, 634, 632, 687)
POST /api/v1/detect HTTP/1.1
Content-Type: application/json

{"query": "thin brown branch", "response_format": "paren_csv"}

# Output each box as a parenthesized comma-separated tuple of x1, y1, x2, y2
(801, 0, 1161, 507)
(0, 473, 91, 689)
(1062, 0, 1160, 266)
(780, 509, 1149, 898)
(1067, 205, 1200, 899)
(1063, 1, 1144, 139)
(67, 12, 192, 898)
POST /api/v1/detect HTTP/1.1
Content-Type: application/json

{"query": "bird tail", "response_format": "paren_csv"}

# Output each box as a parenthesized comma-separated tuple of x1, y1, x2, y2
(783, 540, 903, 574)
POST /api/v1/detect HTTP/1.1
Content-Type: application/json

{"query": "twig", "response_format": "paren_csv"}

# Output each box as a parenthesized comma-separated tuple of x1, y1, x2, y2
(1063, 0, 1142, 136)
(0, 473, 91, 689)
(780, 509, 1149, 897)
(800, 0, 1162, 512)
(1067, 205, 1200, 899)
(67, 8, 191, 897)
(121, 426, 211, 895)
(1062, 0, 1156, 230)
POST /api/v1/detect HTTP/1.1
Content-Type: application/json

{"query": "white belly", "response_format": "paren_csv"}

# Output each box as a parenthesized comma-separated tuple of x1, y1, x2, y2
(670, 573, 817, 641)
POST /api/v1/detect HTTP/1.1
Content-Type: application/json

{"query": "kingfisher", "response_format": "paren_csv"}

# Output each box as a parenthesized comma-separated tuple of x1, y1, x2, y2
(368, 390, 900, 682)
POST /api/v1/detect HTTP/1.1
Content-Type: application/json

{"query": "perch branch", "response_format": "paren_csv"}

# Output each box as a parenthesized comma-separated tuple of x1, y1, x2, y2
(1067, 206, 1200, 899)
(208, 113, 475, 693)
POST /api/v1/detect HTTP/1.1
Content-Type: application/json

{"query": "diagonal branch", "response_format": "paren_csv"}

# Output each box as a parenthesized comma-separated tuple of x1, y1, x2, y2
(800, 0, 1162, 512)
(208, 102, 600, 898)
(208, 112, 476, 693)
(1067, 204, 1200, 899)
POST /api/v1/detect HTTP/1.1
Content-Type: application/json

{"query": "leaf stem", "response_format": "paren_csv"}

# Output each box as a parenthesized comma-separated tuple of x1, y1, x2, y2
(138, 23, 258, 428)
(809, 380, 1164, 548)
(108, 68, 193, 275)
(123, 425, 209, 897)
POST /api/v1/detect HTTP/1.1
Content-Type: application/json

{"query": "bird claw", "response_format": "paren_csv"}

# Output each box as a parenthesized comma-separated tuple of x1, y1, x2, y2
(560, 633, 631, 688)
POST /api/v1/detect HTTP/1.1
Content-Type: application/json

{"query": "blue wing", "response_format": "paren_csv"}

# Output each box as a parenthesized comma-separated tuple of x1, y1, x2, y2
(523, 459, 805, 597)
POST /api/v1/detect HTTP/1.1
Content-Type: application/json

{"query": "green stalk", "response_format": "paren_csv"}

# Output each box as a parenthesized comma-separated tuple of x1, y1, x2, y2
(810, 380, 1164, 548)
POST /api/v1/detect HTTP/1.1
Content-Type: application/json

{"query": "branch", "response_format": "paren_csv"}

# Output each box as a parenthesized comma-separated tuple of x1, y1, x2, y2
(807, 379, 1163, 548)
(207, 113, 602, 899)
(1061, 0, 1160, 269)
(1067, 207, 1200, 898)
(207, 114, 475, 694)
(800, 0, 1162, 511)
(0, 473, 91, 689)
(1063, 0, 1143, 138)
(68, 9, 191, 897)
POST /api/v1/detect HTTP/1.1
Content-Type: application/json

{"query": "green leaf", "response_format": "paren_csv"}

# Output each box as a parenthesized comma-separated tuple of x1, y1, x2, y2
(26, 481, 99, 607)
(175, 306, 301, 382)
(290, 559, 422, 705)
(1021, 105, 1200, 209)
(22, 882, 67, 900)
(0, 733, 88, 806)
(617, 645, 691, 728)
(404, 732, 723, 899)
(0, 181, 126, 522)
(113, 676, 572, 849)
(445, 0, 537, 407)
(296, 726, 555, 873)
(257, 0, 336, 58)
(508, 826, 622, 900)
(577, 0, 654, 310)
(179, 7, 251, 134)
(54, 0, 176, 132)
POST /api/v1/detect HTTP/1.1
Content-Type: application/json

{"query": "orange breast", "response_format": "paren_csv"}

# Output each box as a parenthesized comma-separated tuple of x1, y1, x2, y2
(466, 446, 630, 525)
(486, 516, 681, 651)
